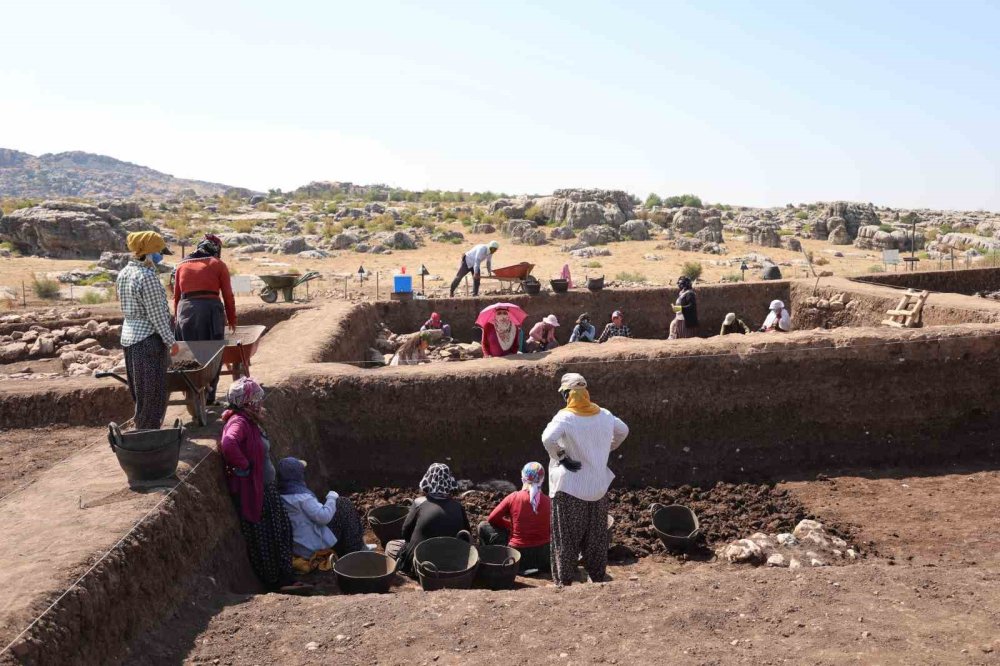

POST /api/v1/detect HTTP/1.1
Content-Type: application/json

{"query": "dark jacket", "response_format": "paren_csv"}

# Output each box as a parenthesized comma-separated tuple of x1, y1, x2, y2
(396, 496, 471, 574)
(720, 318, 751, 335)
(677, 290, 699, 327)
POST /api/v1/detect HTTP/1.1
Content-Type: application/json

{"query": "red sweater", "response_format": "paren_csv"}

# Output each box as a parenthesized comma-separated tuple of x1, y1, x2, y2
(173, 257, 237, 327)
(487, 489, 551, 548)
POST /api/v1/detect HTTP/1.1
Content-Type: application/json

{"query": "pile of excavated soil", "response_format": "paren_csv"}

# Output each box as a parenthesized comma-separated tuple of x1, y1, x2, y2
(348, 482, 860, 562)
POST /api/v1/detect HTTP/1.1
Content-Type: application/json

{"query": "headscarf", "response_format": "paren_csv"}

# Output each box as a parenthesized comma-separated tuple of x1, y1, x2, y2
(430, 312, 441, 324)
(492, 308, 517, 351)
(558, 373, 601, 417)
(196, 237, 221, 258)
(677, 276, 693, 291)
(521, 462, 545, 513)
(223, 376, 265, 422)
(419, 462, 458, 498)
(770, 299, 785, 311)
(277, 457, 311, 496)
(127, 231, 167, 257)
(724, 313, 736, 326)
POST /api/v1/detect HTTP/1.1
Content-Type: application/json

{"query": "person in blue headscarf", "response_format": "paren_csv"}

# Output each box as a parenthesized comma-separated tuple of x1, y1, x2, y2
(277, 457, 368, 573)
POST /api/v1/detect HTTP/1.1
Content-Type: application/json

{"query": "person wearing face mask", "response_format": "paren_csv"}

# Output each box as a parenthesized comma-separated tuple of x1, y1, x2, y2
(115, 231, 179, 430)
(481, 306, 522, 357)
(541, 373, 629, 586)
(172, 234, 236, 403)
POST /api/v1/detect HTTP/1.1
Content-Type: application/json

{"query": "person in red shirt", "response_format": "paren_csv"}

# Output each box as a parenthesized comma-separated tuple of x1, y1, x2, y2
(477, 462, 551, 574)
(172, 234, 237, 402)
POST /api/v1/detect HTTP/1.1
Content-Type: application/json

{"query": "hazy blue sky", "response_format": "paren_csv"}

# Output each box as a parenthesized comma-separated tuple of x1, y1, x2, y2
(2, 0, 999, 209)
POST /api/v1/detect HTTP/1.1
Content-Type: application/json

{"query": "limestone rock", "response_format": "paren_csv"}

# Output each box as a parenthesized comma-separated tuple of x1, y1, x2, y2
(0, 201, 127, 258)
(766, 553, 787, 567)
(672, 207, 704, 234)
(550, 226, 576, 240)
(621, 220, 650, 241)
(722, 538, 764, 564)
(471, 223, 496, 234)
(578, 225, 620, 246)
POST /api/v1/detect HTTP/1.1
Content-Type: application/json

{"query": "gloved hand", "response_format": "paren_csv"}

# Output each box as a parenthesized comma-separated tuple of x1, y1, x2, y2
(559, 455, 582, 472)
(326, 490, 339, 502)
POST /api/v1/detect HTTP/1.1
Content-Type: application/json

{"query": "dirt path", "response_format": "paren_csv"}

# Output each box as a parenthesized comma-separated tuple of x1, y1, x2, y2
(0, 425, 104, 500)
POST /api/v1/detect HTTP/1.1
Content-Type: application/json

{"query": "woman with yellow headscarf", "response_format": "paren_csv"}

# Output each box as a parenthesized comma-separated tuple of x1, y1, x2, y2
(115, 231, 178, 429)
(541, 373, 629, 586)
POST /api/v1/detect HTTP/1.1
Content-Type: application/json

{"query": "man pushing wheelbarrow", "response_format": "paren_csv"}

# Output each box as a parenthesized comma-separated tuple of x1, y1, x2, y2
(450, 240, 499, 297)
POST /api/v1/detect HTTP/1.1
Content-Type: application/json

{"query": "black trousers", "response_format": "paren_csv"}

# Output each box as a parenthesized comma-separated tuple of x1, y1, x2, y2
(175, 297, 226, 402)
(449, 255, 480, 297)
(477, 521, 551, 574)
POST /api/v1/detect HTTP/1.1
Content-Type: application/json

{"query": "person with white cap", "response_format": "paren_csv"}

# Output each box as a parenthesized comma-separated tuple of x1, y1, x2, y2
(720, 312, 751, 336)
(759, 299, 792, 332)
(542, 373, 629, 586)
(449, 240, 499, 297)
(597, 310, 632, 343)
(526, 314, 561, 352)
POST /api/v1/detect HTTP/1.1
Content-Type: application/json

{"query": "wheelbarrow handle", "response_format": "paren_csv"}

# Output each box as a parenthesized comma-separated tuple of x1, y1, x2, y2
(95, 371, 129, 386)
(649, 503, 665, 516)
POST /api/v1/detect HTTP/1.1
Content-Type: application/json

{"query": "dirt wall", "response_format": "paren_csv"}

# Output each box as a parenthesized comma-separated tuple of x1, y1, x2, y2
(0, 381, 132, 429)
(374, 282, 792, 342)
(855, 266, 1000, 295)
(263, 325, 1000, 491)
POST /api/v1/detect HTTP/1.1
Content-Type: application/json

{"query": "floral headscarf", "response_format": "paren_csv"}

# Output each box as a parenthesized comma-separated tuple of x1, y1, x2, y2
(227, 377, 265, 410)
(521, 462, 545, 513)
(420, 463, 458, 498)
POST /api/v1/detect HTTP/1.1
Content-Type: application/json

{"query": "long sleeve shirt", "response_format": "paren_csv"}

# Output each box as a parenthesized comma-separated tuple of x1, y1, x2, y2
(487, 490, 551, 548)
(116, 260, 176, 347)
(464, 244, 493, 275)
(597, 322, 631, 343)
(542, 408, 629, 501)
(761, 308, 792, 332)
(172, 257, 237, 328)
(569, 323, 596, 342)
(280, 491, 339, 557)
(528, 322, 557, 344)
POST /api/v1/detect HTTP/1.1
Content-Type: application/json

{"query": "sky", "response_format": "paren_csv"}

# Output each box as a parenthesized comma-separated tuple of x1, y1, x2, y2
(2, 0, 999, 210)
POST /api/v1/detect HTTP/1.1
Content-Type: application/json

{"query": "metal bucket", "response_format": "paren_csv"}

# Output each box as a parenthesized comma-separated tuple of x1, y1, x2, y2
(107, 419, 183, 484)
(476, 545, 520, 590)
(651, 503, 701, 552)
(366, 504, 410, 548)
(414, 537, 479, 591)
(333, 551, 397, 594)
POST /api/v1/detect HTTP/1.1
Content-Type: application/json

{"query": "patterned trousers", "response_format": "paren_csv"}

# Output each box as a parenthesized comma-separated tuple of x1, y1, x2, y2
(239, 484, 295, 589)
(123, 333, 170, 430)
(550, 491, 609, 586)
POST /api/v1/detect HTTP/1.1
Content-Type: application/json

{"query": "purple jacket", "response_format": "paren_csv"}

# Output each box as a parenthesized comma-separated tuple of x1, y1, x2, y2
(219, 412, 265, 522)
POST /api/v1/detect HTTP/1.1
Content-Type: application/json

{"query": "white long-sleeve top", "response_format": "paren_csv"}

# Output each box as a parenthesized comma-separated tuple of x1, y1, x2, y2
(541, 408, 629, 501)
(464, 244, 493, 274)
(762, 308, 792, 332)
(280, 491, 339, 558)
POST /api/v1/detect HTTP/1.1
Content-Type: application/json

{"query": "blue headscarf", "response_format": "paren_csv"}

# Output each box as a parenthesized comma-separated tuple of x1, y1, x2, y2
(277, 457, 312, 496)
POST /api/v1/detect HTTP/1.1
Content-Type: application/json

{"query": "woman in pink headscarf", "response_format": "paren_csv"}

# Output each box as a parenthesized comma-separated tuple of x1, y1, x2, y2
(219, 377, 305, 592)
(477, 462, 552, 574)
(481, 306, 521, 357)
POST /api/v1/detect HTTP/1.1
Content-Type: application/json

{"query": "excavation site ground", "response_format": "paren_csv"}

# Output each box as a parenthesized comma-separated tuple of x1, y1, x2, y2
(2, 268, 1000, 665)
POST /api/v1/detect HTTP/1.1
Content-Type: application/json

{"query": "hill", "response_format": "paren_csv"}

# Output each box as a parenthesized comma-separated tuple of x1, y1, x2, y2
(0, 148, 244, 200)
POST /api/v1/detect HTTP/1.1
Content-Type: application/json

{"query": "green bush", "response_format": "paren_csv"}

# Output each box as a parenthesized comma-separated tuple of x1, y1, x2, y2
(814, 256, 829, 266)
(582, 260, 602, 268)
(644, 193, 663, 208)
(720, 272, 743, 283)
(524, 204, 546, 223)
(663, 194, 702, 208)
(867, 264, 884, 273)
(614, 271, 647, 283)
(681, 261, 703, 280)
(794, 211, 809, 220)
(777, 229, 794, 236)
(33, 276, 60, 300)
(78, 272, 114, 286)
(879, 224, 895, 233)
(80, 289, 112, 305)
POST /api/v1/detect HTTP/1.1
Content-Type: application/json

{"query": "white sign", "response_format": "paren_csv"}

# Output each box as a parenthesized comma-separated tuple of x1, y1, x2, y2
(230, 275, 254, 295)
(883, 249, 900, 265)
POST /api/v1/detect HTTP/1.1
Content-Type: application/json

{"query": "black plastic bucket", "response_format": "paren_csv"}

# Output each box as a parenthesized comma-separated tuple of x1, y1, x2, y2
(651, 503, 701, 552)
(333, 551, 397, 594)
(476, 545, 520, 590)
(414, 537, 479, 591)
(367, 505, 410, 548)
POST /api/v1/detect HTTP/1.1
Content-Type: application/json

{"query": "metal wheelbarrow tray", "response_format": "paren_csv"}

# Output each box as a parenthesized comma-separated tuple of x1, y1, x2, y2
(258, 271, 321, 303)
(222, 324, 267, 380)
(482, 262, 535, 294)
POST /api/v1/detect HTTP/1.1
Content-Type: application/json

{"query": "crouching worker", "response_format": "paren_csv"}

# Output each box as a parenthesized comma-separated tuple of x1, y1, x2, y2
(277, 457, 368, 573)
(420, 312, 452, 339)
(477, 462, 552, 574)
(385, 463, 471, 576)
(542, 373, 629, 586)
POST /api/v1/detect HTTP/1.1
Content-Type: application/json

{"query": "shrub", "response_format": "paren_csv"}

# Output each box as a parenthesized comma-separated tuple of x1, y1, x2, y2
(720, 272, 743, 283)
(794, 211, 809, 220)
(229, 219, 256, 233)
(78, 271, 114, 286)
(939, 223, 954, 235)
(614, 271, 647, 283)
(80, 289, 112, 305)
(879, 224, 895, 233)
(867, 264, 884, 273)
(0, 241, 18, 255)
(680, 261, 703, 280)
(663, 194, 702, 208)
(778, 229, 794, 236)
(814, 256, 829, 266)
(33, 276, 60, 300)
(322, 220, 342, 238)
(524, 204, 545, 223)
(582, 261, 602, 268)
(304, 221, 317, 235)
(644, 193, 663, 208)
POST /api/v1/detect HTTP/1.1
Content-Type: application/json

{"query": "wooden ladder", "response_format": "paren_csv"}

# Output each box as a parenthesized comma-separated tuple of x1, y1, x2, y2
(881, 289, 929, 328)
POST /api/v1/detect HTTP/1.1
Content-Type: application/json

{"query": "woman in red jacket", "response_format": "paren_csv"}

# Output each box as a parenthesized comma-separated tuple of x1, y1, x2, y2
(173, 234, 236, 402)
(477, 462, 551, 574)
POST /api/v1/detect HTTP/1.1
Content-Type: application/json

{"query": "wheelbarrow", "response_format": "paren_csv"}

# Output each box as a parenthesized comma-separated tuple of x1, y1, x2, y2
(482, 262, 535, 294)
(96, 340, 226, 427)
(222, 324, 266, 380)
(258, 271, 321, 303)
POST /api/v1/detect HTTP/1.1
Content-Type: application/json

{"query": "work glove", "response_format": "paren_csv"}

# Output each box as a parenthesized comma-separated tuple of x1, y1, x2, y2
(326, 491, 339, 502)
(559, 455, 582, 472)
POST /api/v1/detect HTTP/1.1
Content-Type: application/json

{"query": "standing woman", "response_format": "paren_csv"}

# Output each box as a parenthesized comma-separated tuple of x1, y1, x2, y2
(172, 234, 236, 403)
(542, 373, 629, 586)
(115, 231, 178, 430)
(675, 276, 699, 338)
(219, 377, 303, 592)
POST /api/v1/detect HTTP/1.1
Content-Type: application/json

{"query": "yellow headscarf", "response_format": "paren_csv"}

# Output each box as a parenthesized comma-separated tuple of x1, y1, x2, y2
(126, 231, 166, 257)
(561, 388, 601, 417)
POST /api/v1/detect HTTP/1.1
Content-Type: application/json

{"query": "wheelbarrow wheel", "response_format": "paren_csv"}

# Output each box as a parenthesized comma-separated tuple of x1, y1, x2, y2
(260, 288, 278, 303)
(185, 388, 209, 427)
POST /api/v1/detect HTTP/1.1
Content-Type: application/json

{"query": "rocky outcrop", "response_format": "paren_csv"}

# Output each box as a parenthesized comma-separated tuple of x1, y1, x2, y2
(814, 202, 879, 243)
(931, 232, 1000, 254)
(672, 207, 704, 234)
(531, 189, 634, 228)
(578, 224, 620, 245)
(0, 201, 130, 258)
(620, 220, 651, 241)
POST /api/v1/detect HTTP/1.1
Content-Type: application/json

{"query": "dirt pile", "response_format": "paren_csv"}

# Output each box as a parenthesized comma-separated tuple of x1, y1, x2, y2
(347, 482, 858, 563)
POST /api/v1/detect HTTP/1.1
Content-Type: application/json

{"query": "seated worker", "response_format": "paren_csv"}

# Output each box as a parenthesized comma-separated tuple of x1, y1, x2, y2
(481, 306, 521, 357)
(569, 313, 596, 343)
(597, 310, 632, 343)
(760, 299, 792, 332)
(420, 312, 452, 339)
(277, 457, 369, 573)
(390, 332, 431, 366)
(525, 314, 560, 352)
(384, 463, 471, 576)
(477, 462, 552, 574)
(720, 312, 751, 335)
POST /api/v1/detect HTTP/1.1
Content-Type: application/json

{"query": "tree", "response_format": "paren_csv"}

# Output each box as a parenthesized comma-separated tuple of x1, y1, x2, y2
(644, 193, 663, 208)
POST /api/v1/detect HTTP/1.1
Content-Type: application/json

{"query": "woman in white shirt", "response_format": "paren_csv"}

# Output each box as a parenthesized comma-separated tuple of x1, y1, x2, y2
(760, 299, 792, 332)
(541, 373, 629, 586)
